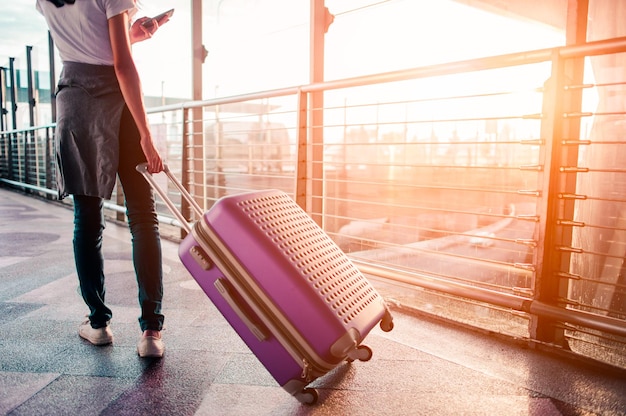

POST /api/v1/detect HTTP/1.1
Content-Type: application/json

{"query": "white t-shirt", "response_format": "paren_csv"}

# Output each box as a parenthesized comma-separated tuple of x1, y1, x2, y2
(36, 0, 136, 65)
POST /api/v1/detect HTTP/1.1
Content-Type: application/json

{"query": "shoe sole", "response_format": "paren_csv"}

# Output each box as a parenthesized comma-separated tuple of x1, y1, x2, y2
(79, 329, 113, 346)
(138, 351, 164, 358)
(137, 348, 164, 358)
(79, 334, 113, 346)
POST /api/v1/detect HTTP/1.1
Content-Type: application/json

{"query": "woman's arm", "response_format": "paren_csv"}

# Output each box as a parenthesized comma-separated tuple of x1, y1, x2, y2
(108, 11, 163, 174)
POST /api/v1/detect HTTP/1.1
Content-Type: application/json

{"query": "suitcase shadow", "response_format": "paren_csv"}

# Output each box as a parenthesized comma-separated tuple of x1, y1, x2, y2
(310, 360, 354, 389)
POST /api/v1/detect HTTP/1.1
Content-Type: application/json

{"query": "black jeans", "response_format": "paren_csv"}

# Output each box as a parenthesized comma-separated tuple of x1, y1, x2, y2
(73, 106, 164, 332)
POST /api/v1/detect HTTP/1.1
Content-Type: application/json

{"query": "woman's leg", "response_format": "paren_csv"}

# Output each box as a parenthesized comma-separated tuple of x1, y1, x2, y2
(73, 195, 112, 327)
(117, 106, 164, 332)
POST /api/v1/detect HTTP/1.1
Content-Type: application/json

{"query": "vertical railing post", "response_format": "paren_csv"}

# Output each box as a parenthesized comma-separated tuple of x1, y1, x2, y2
(45, 126, 54, 197)
(0, 66, 4, 180)
(213, 107, 225, 202)
(190, 0, 208, 214)
(26, 46, 36, 188)
(180, 107, 191, 240)
(531, 55, 566, 346)
(48, 32, 57, 123)
(8, 58, 17, 180)
(532, 51, 586, 346)
(295, 88, 308, 210)
(26, 46, 35, 128)
(0, 66, 6, 132)
(309, 0, 333, 226)
(46, 32, 57, 199)
(8, 58, 17, 132)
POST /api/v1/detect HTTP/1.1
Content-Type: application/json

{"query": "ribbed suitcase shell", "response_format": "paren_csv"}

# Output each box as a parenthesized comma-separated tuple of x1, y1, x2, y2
(178, 190, 393, 402)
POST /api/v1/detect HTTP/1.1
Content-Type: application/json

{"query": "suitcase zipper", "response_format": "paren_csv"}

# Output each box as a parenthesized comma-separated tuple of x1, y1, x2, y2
(301, 359, 313, 381)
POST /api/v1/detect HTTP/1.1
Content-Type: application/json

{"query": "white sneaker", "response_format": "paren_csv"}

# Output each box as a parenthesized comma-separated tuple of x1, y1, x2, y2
(79, 320, 113, 346)
(137, 330, 165, 358)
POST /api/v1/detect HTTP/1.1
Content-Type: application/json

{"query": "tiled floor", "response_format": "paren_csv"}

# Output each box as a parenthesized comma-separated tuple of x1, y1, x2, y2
(1, 186, 625, 415)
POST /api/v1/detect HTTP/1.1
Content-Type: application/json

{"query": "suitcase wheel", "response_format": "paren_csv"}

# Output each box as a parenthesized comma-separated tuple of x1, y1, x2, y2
(295, 387, 319, 405)
(380, 311, 394, 332)
(346, 344, 373, 362)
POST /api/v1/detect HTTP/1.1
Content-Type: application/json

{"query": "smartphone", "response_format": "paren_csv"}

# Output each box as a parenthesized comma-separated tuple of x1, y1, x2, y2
(141, 8, 174, 28)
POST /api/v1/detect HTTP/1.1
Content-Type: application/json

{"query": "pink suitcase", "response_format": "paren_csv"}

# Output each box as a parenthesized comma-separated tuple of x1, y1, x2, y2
(138, 165, 394, 404)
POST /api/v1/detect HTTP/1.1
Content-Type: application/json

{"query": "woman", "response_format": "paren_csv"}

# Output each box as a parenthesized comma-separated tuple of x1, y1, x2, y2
(36, 0, 169, 358)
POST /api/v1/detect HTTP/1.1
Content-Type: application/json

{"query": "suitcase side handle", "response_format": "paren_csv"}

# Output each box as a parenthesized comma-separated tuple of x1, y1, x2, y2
(136, 163, 204, 233)
(214, 278, 270, 342)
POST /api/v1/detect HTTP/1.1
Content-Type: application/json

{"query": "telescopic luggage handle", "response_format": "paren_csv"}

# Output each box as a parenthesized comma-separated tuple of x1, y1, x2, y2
(136, 163, 204, 233)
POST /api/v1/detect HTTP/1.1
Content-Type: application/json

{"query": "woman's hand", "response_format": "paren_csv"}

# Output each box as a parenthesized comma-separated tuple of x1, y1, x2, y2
(129, 15, 169, 44)
(140, 135, 164, 174)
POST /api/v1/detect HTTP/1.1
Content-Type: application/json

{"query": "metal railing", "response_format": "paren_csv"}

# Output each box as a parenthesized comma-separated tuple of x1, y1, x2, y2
(2, 36, 626, 369)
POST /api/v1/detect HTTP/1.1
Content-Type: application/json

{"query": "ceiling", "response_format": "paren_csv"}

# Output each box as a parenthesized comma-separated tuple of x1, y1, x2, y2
(453, 0, 569, 30)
